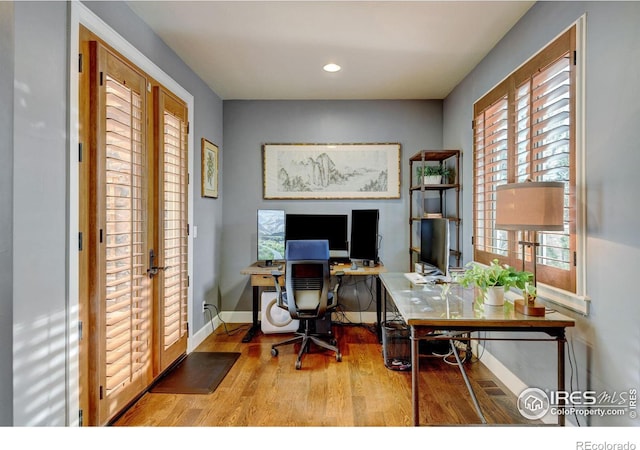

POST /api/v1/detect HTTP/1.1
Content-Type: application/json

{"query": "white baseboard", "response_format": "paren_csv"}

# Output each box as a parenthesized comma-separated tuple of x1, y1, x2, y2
(188, 313, 219, 352)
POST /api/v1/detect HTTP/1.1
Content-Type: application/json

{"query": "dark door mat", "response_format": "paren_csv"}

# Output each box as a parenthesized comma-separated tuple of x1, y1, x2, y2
(150, 352, 240, 394)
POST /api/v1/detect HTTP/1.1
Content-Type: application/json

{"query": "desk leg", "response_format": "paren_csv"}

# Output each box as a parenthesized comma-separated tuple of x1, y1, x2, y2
(376, 276, 382, 343)
(411, 327, 420, 426)
(557, 331, 567, 426)
(241, 286, 260, 343)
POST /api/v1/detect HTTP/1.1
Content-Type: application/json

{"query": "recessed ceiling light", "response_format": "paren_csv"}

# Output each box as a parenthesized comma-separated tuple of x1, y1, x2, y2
(323, 63, 341, 73)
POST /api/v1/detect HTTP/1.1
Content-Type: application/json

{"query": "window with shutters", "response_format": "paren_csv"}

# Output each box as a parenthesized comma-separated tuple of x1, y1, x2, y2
(472, 23, 586, 309)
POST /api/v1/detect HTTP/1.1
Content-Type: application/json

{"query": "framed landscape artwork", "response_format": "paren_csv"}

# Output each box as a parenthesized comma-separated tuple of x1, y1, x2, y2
(201, 138, 219, 198)
(262, 143, 401, 200)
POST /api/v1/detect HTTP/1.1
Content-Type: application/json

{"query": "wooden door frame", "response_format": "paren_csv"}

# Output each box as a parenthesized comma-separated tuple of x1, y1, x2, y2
(70, 2, 195, 426)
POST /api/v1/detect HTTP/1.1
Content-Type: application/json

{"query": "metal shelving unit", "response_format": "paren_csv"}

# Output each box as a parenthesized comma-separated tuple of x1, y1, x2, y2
(409, 149, 461, 271)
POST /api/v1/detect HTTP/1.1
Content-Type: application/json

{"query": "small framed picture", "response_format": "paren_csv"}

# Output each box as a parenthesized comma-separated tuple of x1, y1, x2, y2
(201, 138, 219, 198)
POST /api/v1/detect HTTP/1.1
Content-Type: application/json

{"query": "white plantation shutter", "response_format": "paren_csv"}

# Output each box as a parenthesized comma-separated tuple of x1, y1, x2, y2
(91, 42, 153, 423)
(104, 74, 149, 396)
(161, 109, 188, 349)
(155, 87, 189, 370)
(473, 26, 576, 293)
(473, 95, 509, 261)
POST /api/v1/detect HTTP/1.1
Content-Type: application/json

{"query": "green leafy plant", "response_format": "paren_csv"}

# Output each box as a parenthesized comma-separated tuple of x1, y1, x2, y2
(458, 259, 532, 292)
(416, 164, 451, 179)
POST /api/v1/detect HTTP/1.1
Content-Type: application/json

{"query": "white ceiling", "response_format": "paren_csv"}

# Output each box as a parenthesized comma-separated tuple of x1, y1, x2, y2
(126, 1, 535, 100)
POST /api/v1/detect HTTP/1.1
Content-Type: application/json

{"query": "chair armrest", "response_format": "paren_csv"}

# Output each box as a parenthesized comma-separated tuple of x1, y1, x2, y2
(332, 271, 344, 306)
(271, 270, 284, 306)
(271, 270, 283, 279)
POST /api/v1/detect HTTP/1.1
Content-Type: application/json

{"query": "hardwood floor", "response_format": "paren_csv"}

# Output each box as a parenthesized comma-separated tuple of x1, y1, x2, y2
(113, 323, 536, 427)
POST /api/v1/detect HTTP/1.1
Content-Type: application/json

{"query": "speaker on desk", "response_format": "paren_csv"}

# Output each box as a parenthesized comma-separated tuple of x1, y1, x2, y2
(350, 209, 379, 265)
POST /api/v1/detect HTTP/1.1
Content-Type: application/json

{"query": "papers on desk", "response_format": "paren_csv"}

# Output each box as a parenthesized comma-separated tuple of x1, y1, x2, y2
(404, 272, 452, 284)
(404, 272, 428, 284)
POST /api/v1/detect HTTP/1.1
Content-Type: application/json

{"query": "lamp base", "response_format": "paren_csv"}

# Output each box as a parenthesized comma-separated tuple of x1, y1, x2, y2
(514, 299, 546, 317)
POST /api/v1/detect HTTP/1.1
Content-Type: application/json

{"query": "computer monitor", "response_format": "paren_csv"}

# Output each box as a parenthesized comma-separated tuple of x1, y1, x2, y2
(350, 209, 379, 264)
(420, 218, 450, 276)
(285, 214, 348, 259)
(257, 209, 286, 267)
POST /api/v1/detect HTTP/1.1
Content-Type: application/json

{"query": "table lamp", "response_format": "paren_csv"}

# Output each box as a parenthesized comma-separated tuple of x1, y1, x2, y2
(495, 181, 564, 316)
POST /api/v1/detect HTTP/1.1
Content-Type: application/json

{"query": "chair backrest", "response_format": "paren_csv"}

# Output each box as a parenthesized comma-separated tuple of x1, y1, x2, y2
(284, 240, 331, 319)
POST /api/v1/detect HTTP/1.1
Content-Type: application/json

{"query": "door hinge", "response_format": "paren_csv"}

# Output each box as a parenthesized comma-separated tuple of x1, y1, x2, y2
(79, 232, 83, 251)
(79, 142, 83, 162)
(78, 320, 83, 340)
(186, 322, 189, 337)
(187, 223, 190, 236)
(573, 251, 577, 266)
(471, 119, 475, 129)
(187, 276, 190, 287)
(79, 409, 83, 427)
(187, 122, 190, 134)
(471, 236, 475, 246)
(99, 386, 104, 400)
(99, 71, 104, 86)
(79, 53, 83, 73)
(99, 229, 103, 244)
(573, 50, 577, 66)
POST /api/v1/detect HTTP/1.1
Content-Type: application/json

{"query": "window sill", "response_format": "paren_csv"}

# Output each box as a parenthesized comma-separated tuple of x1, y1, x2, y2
(505, 284, 590, 316)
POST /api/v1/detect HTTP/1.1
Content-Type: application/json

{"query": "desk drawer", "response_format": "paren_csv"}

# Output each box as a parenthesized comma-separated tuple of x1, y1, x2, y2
(251, 274, 283, 287)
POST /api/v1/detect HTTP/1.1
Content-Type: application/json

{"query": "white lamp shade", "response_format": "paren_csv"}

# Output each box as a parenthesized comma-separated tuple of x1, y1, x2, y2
(495, 181, 564, 231)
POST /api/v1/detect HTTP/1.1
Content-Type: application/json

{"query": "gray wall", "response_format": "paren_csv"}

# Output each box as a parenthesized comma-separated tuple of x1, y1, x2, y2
(221, 100, 442, 313)
(13, 0, 69, 426)
(444, 1, 640, 425)
(10, 1, 223, 425)
(0, 0, 15, 427)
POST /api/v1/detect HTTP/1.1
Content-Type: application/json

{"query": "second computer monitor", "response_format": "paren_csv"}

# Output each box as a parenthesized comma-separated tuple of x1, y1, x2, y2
(420, 217, 449, 276)
(350, 209, 379, 264)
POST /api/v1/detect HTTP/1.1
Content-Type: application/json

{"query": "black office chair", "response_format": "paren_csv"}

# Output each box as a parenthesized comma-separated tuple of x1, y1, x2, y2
(270, 239, 342, 370)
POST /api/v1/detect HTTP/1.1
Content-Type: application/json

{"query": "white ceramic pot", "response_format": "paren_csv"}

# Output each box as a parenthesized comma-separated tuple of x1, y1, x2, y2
(423, 175, 442, 184)
(484, 286, 505, 306)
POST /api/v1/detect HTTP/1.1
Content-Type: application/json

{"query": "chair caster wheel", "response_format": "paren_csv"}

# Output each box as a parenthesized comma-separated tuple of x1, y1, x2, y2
(271, 348, 278, 357)
(336, 352, 342, 362)
(295, 360, 302, 370)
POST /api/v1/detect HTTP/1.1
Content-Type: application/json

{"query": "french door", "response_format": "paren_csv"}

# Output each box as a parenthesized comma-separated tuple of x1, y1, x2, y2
(153, 87, 189, 372)
(79, 29, 189, 425)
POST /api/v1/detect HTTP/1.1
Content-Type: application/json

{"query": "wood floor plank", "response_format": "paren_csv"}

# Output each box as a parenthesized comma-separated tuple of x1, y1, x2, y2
(112, 323, 537, 427)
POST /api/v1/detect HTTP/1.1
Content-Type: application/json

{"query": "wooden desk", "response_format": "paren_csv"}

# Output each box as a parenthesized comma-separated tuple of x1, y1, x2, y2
(379, 272, 575, 426)
(240, 261, 387, 343)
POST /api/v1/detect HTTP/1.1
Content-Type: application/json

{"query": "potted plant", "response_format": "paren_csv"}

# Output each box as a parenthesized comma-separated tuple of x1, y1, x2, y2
(416, 165, 451, 184)
(457, 259, 533, 306)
